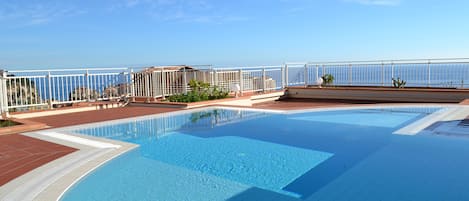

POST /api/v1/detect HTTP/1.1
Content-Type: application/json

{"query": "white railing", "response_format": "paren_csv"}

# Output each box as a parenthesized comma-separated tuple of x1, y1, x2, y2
(286, 58, 469, 88)
(130, 66, 283, 101)
(1, 58, 468, 116)
(239, 66, 283, 93)
(131, 69, 214, 100)
(1, 68, 130, 113)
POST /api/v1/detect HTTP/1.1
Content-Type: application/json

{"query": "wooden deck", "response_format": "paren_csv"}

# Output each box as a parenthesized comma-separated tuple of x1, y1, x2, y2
(0, 134, 76, 186)
(28, 106, 180, 128)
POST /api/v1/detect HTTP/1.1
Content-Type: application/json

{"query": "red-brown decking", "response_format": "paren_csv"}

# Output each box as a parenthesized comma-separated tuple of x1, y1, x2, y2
(460, 99, 469, 105)
(0, 106, 180, 187)
(0, 134, 77, 186)
(28, 106, 180, 128)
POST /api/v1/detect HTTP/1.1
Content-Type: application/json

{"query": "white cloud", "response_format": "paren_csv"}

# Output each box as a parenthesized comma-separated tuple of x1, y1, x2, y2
(345, 0, 401, 6)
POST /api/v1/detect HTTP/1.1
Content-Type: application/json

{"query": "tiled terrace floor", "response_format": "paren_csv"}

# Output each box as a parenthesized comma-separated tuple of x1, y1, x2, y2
(28, 106, 180, 128)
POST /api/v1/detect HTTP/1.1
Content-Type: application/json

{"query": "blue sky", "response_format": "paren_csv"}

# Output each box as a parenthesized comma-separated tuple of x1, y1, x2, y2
(0, 0, 468, 69)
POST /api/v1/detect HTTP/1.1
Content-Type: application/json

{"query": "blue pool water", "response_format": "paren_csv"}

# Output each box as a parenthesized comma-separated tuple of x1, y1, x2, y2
(61, 107, 469, 201)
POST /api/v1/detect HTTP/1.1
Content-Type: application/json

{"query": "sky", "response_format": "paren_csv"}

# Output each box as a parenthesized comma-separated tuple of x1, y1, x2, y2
(0, 0, 469, 69)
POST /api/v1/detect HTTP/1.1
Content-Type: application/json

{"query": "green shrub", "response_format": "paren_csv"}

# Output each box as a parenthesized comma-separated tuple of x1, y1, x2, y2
(0, 120, 20, 127)
(168, 80, 229, 103)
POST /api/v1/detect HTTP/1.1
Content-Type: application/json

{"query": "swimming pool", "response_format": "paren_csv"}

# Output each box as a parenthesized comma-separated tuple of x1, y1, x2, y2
(61, 107, 469, 201)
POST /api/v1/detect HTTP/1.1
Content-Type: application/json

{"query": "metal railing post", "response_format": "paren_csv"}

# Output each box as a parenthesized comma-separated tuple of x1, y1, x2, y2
(47, 71, 53, 109)
(239, 69, 244, 96)
(183, 67, 187, 94)
(214, 70, 219, 86)
(304, 64, 308, 87)
(262, 67, 266, 93)
(348, 64, 353, 86)
(315, 65, 319, 84)
(0, 72, 4, 117)
(285, 64, 289, 88)
(85, 70, 90, 102)
(427, 60, 431, 87)
(391, 62, 395, 86)
(1, 71, 9, 117)
(145, 72, 150, 102)
(130, 68, 135, 102)
(209, 71, 214, 86)
(381, 62, 384, 86)
(151, 72, 155, 100)
(161, 68, 166, 100)
(322, 64, 325, 78)
(281, 66, 285, 88)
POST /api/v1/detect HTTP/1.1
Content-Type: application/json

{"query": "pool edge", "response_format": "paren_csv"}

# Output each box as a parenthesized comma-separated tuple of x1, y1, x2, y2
(2, 103, 468, 201)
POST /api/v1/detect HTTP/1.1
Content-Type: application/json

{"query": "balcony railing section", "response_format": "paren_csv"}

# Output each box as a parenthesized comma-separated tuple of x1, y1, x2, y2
(1, 58, 468, 116)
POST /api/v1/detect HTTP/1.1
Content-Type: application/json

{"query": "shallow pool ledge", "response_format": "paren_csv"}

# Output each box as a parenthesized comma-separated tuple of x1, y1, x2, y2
(394, 106, 469, 135)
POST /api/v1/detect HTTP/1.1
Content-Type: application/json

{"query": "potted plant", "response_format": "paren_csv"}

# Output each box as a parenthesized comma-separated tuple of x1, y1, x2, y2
(392, 77, 406, 88)
(321, 74, 335, 87)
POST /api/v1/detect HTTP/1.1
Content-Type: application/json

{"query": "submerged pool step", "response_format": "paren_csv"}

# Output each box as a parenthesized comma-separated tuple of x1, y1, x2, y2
(393, 108, 463, 135)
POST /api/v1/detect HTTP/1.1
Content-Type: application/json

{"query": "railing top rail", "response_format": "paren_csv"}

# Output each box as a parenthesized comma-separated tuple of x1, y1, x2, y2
(4, 64, 214, 73)
(4, 75, 47, 79)
(137, 64, 212, 68)
(298, 58, 469, 66)
(284, 62, 308, 65)
(212, 65, 282, 70)
(7, 67, 130, 73)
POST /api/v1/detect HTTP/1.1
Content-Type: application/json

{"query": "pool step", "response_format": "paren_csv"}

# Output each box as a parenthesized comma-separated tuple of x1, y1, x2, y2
(393, 107, 463, 135)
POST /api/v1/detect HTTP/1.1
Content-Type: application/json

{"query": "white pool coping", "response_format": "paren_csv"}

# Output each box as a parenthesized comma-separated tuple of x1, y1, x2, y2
(1, 103, 468, 201)
(34, 131, 122, 149)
